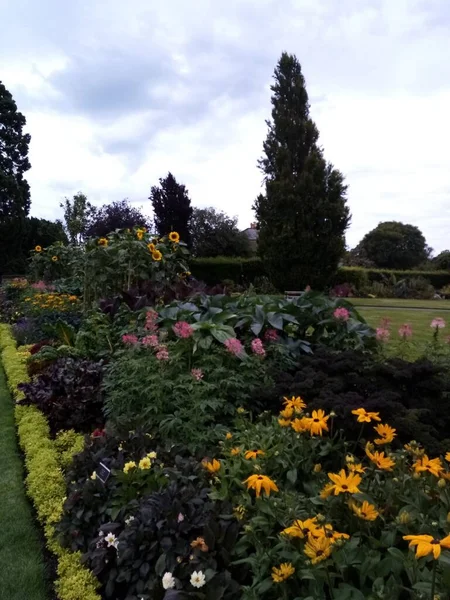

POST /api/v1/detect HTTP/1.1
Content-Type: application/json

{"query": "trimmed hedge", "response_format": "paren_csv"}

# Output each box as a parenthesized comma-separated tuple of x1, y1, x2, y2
(191, 257, 450, 290)
(0, 325, 100, 600)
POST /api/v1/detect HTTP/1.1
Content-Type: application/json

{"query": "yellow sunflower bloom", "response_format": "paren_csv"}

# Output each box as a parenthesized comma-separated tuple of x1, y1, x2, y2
(351, 408, 381, 423)
(374, 423, 397, 445)
(305, 409, 330, 436)
(282, 517, 320, 539)
(202, 458, 221, 474)
(35, 245, 42, 252)
(147, 243, 156, 252)
(304, 535, 333, 564)
(350, 500, 379, 521)
(51, 256, 58, 262)
(412, 455, 443, 478)
(244, 449, 265, 460)
(327, 469, 361, 495)
(136, 230, 144, 240)
(98, 238, 108, 246)
(244, 474, 278, 498)
(403, 534, 450, 559)
(169, 231, 180, 243)
(152, 250, 162, 261)
(271, 562, 295, 583)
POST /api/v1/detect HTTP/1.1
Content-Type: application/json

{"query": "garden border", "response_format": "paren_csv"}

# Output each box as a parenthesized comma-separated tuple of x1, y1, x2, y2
(0, 324, 101, 600)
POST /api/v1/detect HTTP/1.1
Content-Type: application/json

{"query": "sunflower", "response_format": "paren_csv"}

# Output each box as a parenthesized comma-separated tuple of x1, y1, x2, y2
(98, 238, 108, 247)
(244, 449, 265, 460)
(283, 395, 306, 412)
(282, 518, 320, 539)
(147, 243, 156, 252)
(305, 409, 330, 436)
(304, 535, 333, 564)
(374, 423, 396, 445)
(152, 250, 163, 261)
(327, 469, 361, 495)
(350, 500, 379, 521)
(51, 256, 58, 262)
(202, 458, 221, 474)
(403, 534, 450, 559)
(244, 474, 278, 498)
(169, 231, 180, 243)
(271, 563, 295, 583)
(136, 230, 144, 240)
(291, 417, 310, 433)
(365, 445, 396, 471)
(412, 455, 443, 478)
(351, 408, 381, 423)
(35, 245, 42, 252)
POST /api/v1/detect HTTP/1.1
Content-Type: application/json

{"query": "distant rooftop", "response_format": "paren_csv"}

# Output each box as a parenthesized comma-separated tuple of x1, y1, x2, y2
(242, 222, 258, 241)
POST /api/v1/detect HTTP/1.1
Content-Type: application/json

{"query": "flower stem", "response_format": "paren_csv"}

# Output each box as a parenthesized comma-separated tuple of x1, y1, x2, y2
(353, 423, 365, 453)
(431, 559, 437, 600)
(325, 567, 334, 599)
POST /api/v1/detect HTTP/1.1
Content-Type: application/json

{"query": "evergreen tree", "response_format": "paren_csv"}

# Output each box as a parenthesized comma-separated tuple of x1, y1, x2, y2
(149, 172, 193, 243)
(0, 80, 31, 273)
(254, 53, 350, 290)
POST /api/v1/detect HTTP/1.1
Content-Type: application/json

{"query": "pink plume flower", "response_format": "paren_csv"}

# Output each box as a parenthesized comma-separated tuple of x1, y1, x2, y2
(142, 335, 159, 347)
(398, 323, 413, 339)
(145, 310, 159, 332)
(264, 329, 279, 342)
(251, 338, 266, 357)
(122, 334, 138, 345)
(31, 280, 47, 290)
(224, 337, 243, 356)
(376, 328, 390, 342)
(191, 368, 204, 381)
(156, 346, 169, 361)
(173, 321, 194, 339)
(431, 317, 446, 329)
(333, 307, 350, 321)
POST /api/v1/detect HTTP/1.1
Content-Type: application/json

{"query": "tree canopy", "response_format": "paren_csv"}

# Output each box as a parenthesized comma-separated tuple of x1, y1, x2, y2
(86, 199, 149, 238)
(60, 192, 96, 245)
(190, 207, 250, 257)
(149, 172, 192, 244)
(254, 52, 350, 290)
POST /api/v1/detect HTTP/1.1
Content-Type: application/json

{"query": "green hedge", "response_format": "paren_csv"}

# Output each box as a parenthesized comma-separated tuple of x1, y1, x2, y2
(191, 258, 450, 290)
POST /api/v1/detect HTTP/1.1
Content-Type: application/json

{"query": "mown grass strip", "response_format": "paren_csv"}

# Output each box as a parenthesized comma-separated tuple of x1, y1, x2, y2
(0, 364, 48, 600)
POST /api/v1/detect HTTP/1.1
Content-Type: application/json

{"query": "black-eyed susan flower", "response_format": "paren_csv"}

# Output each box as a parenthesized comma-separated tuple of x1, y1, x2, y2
(244, 449, 265, 460)
(366, 445, 396, 471)
(169, 231, 180, 243)
(350, 500, 379, 521)
(351, 408, 381, 423)
(271, 563, 295, 583)
(230, 447, 241, 456)
(291, 417, 310, 433)
(202, 458, 221, 474)
(327, 469, 361, 495)
(304, 535, 332, 564)
(446, 452, 450, 462)
(283, 395, 306, 412)
(412, 455, 443, 478)
(278, 418, 291, 427)
(244, 474, 278, 497)
(282, 518, 320, 539)
(403, 534, 450, 559)
(305, 409, 330, 436)
(347, 462, 366, 474)
(279, 406, 294, 419)
(320, 482, 335, 499)
(225, 432, 233, 440)
(374, 423, 396, 445)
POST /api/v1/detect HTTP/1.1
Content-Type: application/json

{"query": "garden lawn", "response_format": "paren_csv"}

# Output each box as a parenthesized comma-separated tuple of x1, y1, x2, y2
(350, 297, 450, 310)
(0, 364, 48, 600)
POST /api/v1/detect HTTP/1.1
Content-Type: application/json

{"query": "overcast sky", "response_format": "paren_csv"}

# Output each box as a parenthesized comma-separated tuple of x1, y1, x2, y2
(1, 0, 450, 251)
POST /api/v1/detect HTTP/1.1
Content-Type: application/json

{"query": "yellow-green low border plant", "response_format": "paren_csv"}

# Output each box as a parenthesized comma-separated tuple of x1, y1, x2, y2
(0, 324, 100, 600)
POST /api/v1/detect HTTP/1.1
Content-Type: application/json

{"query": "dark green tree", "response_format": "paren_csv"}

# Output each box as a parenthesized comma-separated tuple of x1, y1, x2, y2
(0, 81, 31, 273)
(355, 221, 429, 269)
(432, 250, 450, 271)
(149, 172, 193, 244)
(254, 53, 350, 290)
(86, 199, 149, 238)
(190, 207, 250, 257)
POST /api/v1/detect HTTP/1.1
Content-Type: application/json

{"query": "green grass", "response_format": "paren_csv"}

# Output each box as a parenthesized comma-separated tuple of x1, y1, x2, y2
(0, 365, 48, 600)
(350, 297, 450, 310)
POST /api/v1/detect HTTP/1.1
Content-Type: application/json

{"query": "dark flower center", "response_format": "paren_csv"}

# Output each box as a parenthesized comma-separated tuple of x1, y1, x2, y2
(342, 484, 348, 490)
(431, 540, 440, 545)
(316, 550, 323, 556)
(313, 418, 320, 423)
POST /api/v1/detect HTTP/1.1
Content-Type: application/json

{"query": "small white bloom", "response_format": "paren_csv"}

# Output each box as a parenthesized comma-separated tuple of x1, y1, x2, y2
(105, 533, 117, 547)
(190, 570, 206, 589)
(125, 516, 135, 526)
(177, 513, 184, 523)
(98, 530, 104, 537)
(162, 572, 176, 590)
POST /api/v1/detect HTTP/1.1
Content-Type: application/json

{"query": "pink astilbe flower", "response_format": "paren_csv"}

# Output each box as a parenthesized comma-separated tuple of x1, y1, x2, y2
(224, 337, 243, 356)
(142, 335, 159, 347)
(191, 368, 204, 381)
(251, 338, 266, 357)
(31, 280, 47, 290)
(398, 323, 413, 339)
(376, 328, 390, 342)
(122, 334, 138, 345)
(173, 321, 194, 339)
(156, 346, 169, 361)
(264, 329, 279, 342)
(333, 307, 350, 321)
(145, 310, 159, 332)
(431, 317, 446, 329)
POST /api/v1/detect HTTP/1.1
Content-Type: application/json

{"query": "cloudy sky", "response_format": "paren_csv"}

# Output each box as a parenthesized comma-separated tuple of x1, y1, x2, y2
(1, 0, 450, 251)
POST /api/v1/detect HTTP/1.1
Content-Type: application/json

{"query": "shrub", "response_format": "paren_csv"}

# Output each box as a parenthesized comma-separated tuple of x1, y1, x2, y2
(18, 358, 105, 436)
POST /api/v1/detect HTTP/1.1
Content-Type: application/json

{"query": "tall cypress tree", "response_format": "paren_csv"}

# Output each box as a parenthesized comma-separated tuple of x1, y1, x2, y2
(254, 53, 350, 290)
(149, 172, 193, 244)
(0, 81, 31, 273)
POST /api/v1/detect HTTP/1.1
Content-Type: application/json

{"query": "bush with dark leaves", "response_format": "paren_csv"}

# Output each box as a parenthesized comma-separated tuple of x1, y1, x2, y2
(18, 357, 104, 435)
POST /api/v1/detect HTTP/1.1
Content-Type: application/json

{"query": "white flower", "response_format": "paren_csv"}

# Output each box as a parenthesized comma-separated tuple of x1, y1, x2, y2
(162, 572, 176, 590)
(125, 516, 135, 526)
(190, 570, 206, 589)
(105, 533, 117, 547)
(177, 513, 184, 523)
(90, 471, 97, 480)
(98, 530, 104, 537)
